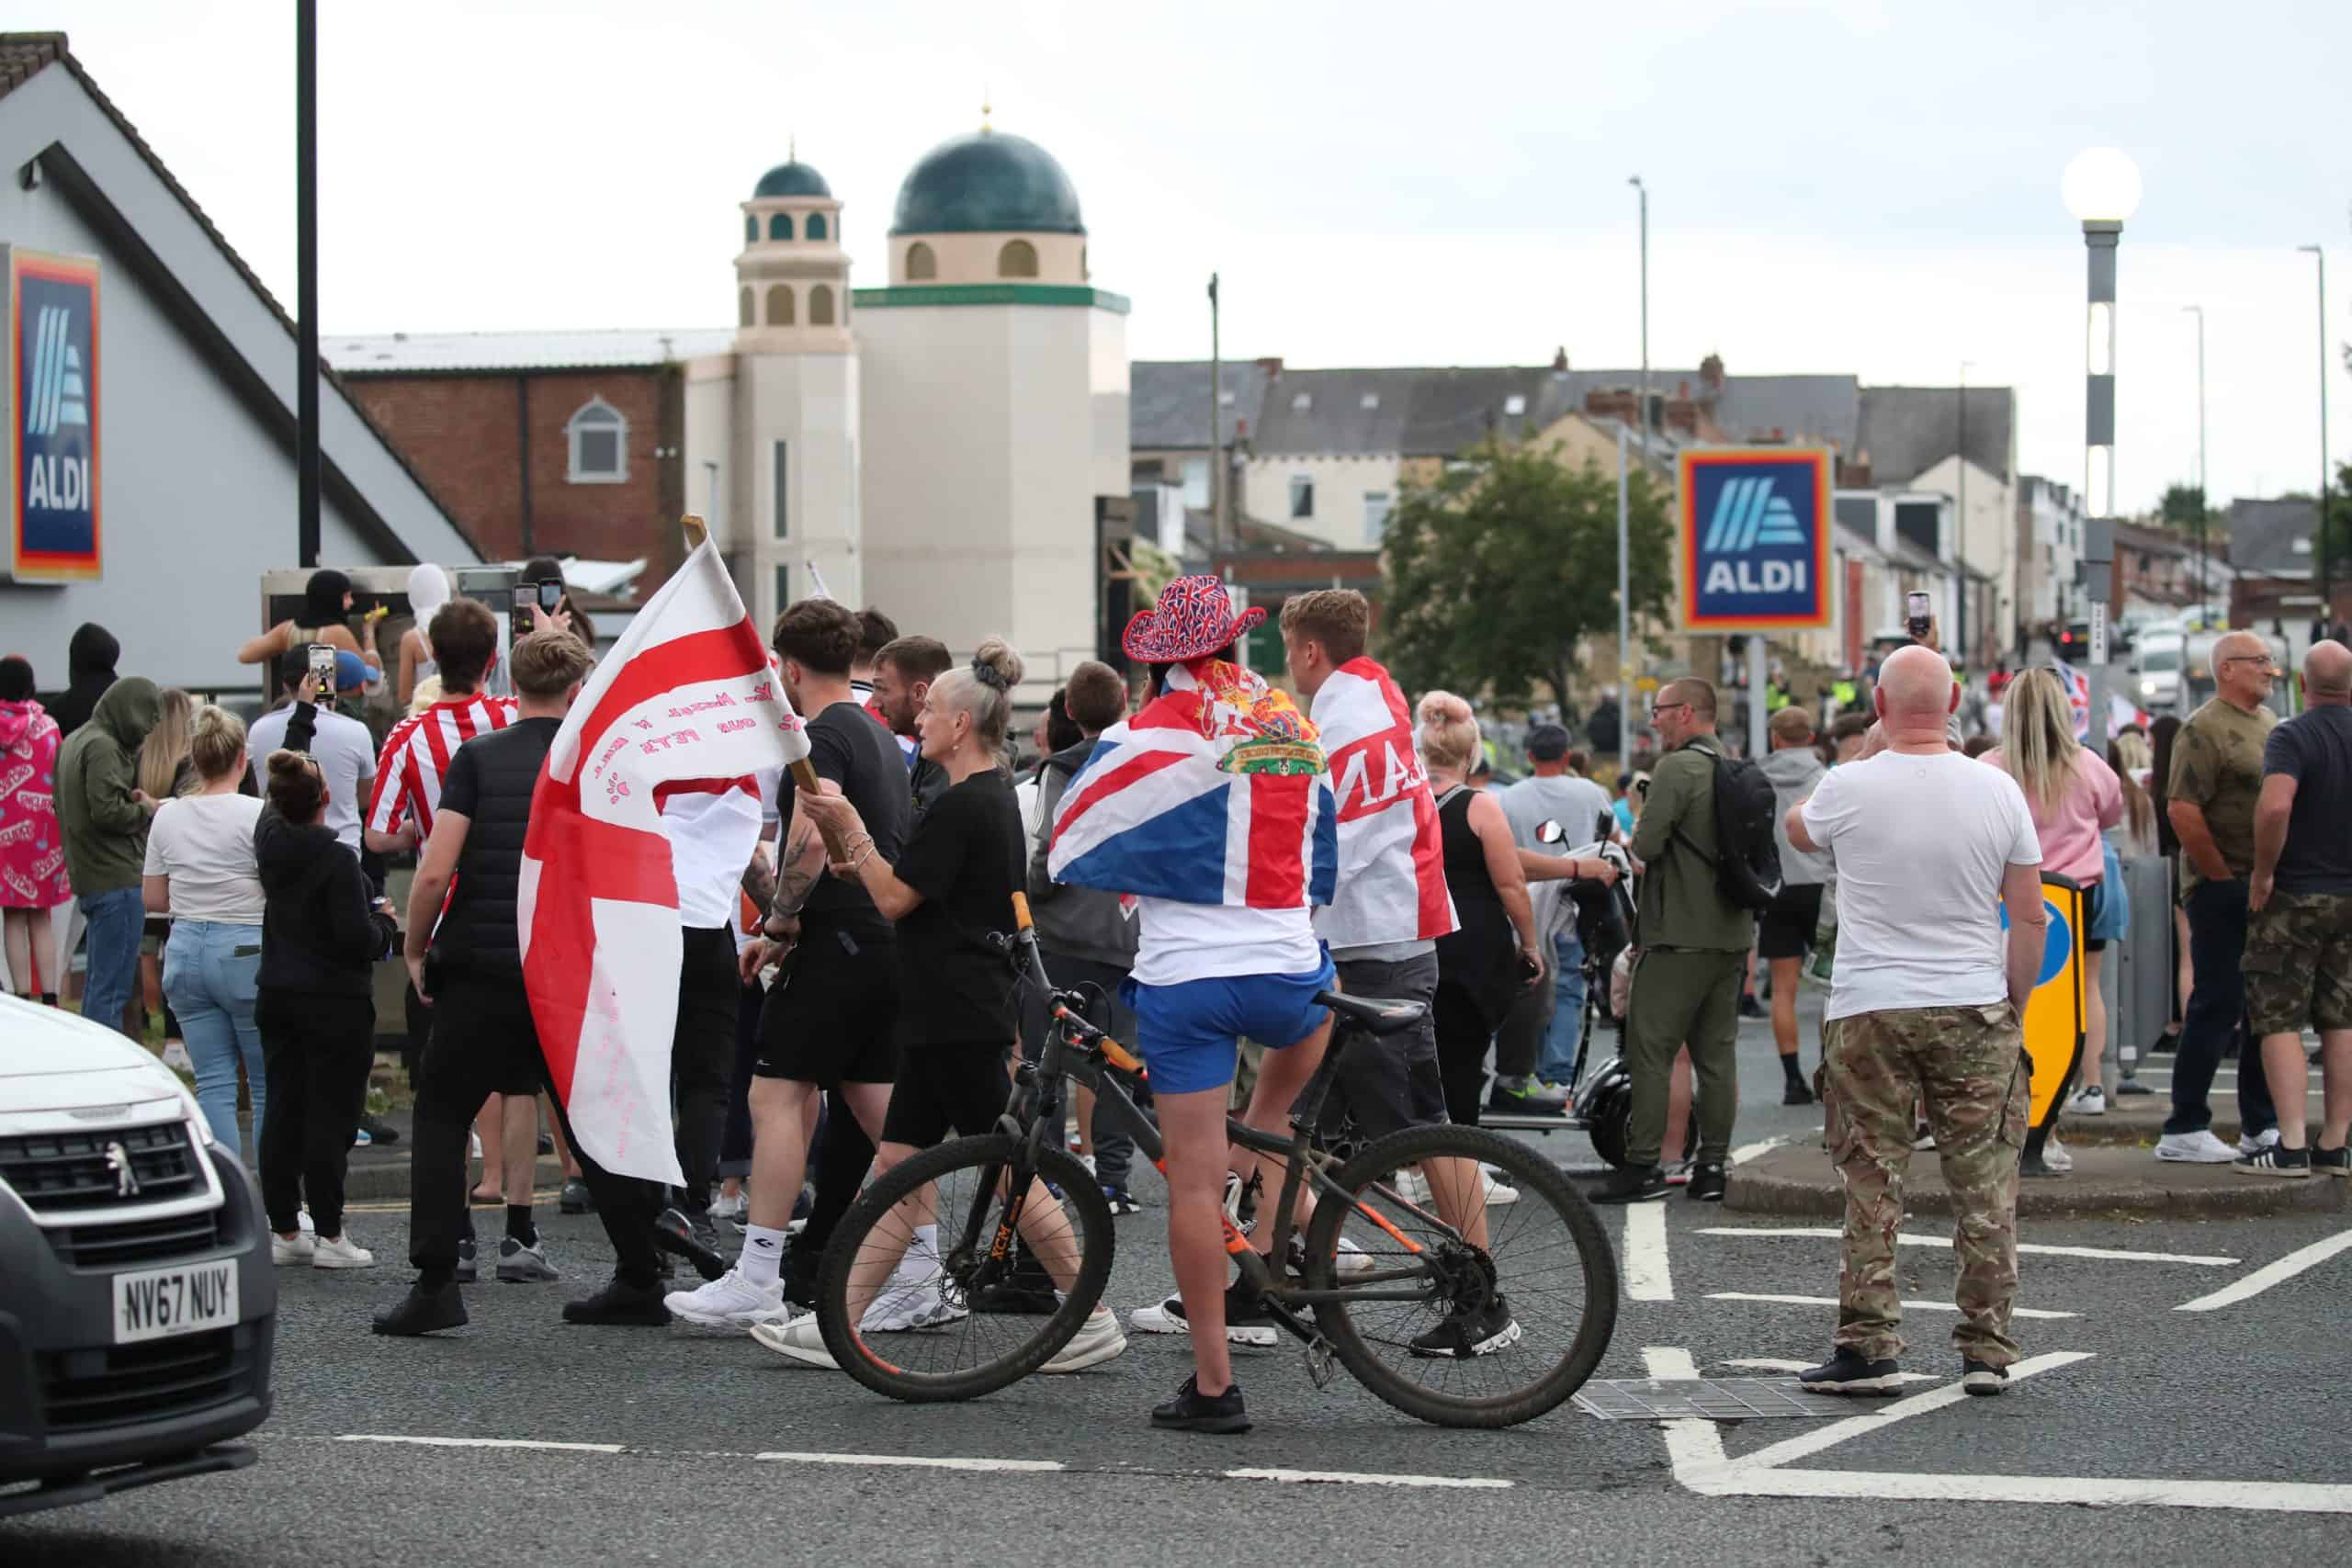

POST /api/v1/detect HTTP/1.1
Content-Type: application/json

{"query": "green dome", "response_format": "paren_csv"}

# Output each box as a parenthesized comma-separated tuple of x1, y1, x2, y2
(752, 161, 831, 198)
(890, 130, 1083, 237)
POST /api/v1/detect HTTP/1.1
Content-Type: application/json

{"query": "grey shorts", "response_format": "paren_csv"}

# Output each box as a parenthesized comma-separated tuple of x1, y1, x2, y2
(1329, 951, 1448, 1141)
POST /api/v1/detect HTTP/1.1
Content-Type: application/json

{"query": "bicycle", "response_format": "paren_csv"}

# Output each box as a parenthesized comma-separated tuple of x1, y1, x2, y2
(812, 894, 1621, 1428)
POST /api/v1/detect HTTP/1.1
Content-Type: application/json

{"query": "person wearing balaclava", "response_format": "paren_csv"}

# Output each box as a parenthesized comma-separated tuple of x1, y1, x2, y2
(397, 563, 452, 709)
(236, 567, 383, 686)
(41, 621, 119, 739)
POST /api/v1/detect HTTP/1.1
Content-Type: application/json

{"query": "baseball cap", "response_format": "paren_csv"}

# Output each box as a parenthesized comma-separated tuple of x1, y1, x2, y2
(1524, 723, 1571, 761)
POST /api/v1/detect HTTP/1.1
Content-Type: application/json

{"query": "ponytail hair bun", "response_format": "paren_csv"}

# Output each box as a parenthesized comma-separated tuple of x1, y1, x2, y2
(1416, 690, 1473, 728)
(971, 637, 1024, 694)
(1413, 690, 1481, 773)
(265, 748, 327, 822)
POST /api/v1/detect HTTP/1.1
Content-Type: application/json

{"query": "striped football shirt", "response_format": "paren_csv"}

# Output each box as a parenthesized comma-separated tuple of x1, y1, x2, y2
(367, 692, 520, 840)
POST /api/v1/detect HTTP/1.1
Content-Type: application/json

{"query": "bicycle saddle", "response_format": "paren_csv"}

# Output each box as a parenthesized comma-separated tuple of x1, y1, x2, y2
(1317, 990, 1429, 1035)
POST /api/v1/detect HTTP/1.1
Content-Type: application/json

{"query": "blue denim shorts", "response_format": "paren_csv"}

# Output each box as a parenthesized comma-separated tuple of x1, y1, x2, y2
(1122, 955, 1336, 1096)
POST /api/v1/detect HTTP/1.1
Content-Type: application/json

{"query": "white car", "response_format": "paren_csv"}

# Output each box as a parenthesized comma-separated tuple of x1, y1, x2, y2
(0, 997, 274, 1517)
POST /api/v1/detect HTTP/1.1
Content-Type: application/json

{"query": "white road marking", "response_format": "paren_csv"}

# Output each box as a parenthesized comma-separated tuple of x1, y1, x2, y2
(1623, 1201, 1673, 1301)
(2173, 1225, 2352, 1313)
(1729, 1136, 1788, 1165)
(1722, 1358, 1939, 1384)
(1725, 1353, 2093, 1472)
(1224, 1468, 1512, 1490)
(1704, 1292, 2078, 1319)
(756, 1451, 1065, 1472)
(1641, 1347, 1729, 1473)
(336, 1435, 626, 1454)
(1694, 1226, 2238, 1266)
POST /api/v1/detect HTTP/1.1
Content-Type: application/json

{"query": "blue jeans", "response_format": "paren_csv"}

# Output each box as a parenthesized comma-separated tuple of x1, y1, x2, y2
(76, 885, 145, 1043)
(1536, 929, 1588, 1084)
(164, 919, 266, 1163)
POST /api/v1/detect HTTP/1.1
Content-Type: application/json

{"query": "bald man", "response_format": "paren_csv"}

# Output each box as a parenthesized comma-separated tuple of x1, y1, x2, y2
(2159, 630, 2283, 1163)
(1783, 644, 2045, 1394)
(2239, 639, 2352, 1176)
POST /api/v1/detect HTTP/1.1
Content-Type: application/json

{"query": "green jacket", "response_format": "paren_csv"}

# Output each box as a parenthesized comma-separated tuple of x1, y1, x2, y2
(1630, 732, 1756, 953)
(56, 676, 162, 897)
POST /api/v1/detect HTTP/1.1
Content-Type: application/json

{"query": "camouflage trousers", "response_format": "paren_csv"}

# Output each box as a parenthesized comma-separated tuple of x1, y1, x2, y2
(2242, 890, 2352, 1038)
(1822, 1003, 2030, 1367)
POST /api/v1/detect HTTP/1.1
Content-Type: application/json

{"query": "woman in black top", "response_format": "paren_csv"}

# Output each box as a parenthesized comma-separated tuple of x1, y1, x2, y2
(784, 638, 1125, 1370)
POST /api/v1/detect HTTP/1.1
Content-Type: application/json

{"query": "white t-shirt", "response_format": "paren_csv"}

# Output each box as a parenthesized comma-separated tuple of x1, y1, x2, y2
(661, 774, 773, 931)
(1132, 897, 1323, 987)
(141, 794, 266, 924)
(247, 704, 377, 855)
(1799, 749, 2041, 1022)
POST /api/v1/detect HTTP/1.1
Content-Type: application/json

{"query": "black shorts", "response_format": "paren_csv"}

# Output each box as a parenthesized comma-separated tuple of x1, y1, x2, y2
(1329, 952, 1448, 1140)
(1757, 883, 1825, 962)
(753, 923, 899, 1087)
(879, 1043, 1014, 1148)
(424, 976, 545, 1097)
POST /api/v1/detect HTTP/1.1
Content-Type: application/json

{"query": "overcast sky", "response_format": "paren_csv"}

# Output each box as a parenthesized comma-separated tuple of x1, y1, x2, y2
(49, 0, 2352, 513)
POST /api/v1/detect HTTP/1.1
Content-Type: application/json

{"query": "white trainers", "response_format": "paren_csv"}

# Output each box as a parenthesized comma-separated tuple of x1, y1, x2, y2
(706, 1190, 748, 1226)
(750, 1311, 837, 1369)
(1334, 1236, 1377, 1275)
(296, 1208, 316, 1235)
(311, 1234, 377, 1269)
(2041, 1134, 2074, 1174)
(1395, 1168, 1519, 1208)
(666, 1267, 790, 1327)
(1482, 1170, 1521, 1206)
(1129, 1295, 1190, 1335)
(2156, 1130, 2241, 1164)
(2069, 1085, 2108, 1116)
(859, 1245, 971, 1333)
(1039, 1309, 1127, 1373)
(270, 1231, 315, 1266)
(2238, 1128, 2281, 1157)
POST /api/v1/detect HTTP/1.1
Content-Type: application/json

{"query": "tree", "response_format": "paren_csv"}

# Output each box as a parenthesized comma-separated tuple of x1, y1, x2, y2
(1379, 437, 1674, 715)
(2158, 483, 2211, 535)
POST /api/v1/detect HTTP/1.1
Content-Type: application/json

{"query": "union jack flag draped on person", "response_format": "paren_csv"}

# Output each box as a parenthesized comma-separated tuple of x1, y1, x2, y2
(1046, 659, 1338, 909)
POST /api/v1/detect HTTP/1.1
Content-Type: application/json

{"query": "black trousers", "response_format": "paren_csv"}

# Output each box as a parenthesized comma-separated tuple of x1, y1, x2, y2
(2166, 878, 2280, 1137)
(718, 980, 762, 1178)
(671, 926, 739, 1212)
(409, 977, 662, 1289)
(786, 1090, 873, 1299)
(254, 987, 374, 1239)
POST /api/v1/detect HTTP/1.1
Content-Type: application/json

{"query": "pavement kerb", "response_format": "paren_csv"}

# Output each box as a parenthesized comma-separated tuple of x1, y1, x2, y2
(344, 1154, 569, 1204)
(1724, 1144, 2352, 1220)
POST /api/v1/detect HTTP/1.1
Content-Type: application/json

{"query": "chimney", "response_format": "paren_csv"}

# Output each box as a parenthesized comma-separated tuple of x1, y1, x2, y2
(1586, 387, 1638, 424)
(1552, 345, 1569, 374)
(1698, 353, 1725, 394)
(1664, 397, 1700, 436)
(1255, 356, 1283, 376)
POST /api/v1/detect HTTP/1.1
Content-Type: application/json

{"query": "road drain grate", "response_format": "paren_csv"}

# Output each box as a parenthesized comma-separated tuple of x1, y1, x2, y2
(1573, 1378, 1826, 1421)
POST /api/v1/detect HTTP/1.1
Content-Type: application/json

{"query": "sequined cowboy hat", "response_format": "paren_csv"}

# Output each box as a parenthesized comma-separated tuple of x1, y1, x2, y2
(1121, 574, 1265, 663)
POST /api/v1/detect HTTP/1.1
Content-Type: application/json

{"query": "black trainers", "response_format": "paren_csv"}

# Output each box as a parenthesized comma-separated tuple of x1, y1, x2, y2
(2234, 1143, 2312, 1179)
(1685, 1162, 1728, 1202)
(1487, 1076, 1570, 1116)
(2312, 1143, 2351, 1179)
(1962, 1359, 2009, 1396)
(356, 1111, 401, 1145)
(653, 1207, 729, 1280)
(559, 1177, 594, 1215)
(372, 1281, 468, 1337)
(1150, 1375, 1251, 1434)
(1782, 1079, 1815, 1106)
(453, 1235, 479, 1284)
(975, 1240, 1061, 1314)
(1738, 994, 1767, 1020)
(1102, 1186, 1141, 1215)
(1797, 1348, 1903, 1396)
(1591, 1164, 1669, 1204)
(561, 1274, 672, 1326)
(1409, 1293, 1521, 1359)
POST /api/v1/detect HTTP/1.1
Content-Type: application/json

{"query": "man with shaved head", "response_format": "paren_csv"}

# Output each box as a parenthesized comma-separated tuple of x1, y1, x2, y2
(2239, 640, 2352, 1177)
(2160, 630, 2283, 1163)
(1782, 644, 2046, 1395)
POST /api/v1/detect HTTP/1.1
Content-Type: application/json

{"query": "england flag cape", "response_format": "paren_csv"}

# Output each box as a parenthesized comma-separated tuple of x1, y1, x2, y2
(1047, 660, 1338, 910)
(1310, 659, 1456, 948)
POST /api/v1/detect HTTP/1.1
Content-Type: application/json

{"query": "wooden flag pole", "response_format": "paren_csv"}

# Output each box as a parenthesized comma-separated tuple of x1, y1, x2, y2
(680, 513, 846, 859)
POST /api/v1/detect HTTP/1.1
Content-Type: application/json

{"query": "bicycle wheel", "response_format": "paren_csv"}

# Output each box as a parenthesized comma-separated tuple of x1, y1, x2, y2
(1302, 1123, 1618, 1427)
(815, 1134, 1115, 1403)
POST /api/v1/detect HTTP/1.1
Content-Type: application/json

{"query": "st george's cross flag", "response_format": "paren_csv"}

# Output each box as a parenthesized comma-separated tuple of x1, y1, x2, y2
(518, 539, 808, 1185)
(1047, 659, 1338, 910)
(1308, 658, 1456, 949)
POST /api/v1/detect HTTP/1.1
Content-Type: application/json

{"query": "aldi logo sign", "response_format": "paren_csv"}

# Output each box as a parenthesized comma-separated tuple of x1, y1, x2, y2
(9, 248, 101, 581)
(1678, 447, 1831, 631)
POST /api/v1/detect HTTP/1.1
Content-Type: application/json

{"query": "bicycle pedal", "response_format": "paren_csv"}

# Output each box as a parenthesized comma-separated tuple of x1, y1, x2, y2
(1303, 1336, 1338, 1391)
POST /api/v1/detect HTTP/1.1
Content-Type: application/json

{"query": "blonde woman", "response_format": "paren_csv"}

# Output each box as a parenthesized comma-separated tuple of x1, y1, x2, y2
(1983, 670, 2123, 1143)
(134, 687, 197, 1039)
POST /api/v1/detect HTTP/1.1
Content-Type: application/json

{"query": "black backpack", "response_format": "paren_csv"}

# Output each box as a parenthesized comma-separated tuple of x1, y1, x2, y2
(1674, 741, 1783, 916)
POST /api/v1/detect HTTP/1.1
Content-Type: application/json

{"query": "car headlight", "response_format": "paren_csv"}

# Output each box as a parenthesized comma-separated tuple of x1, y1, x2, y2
(175, 1080, 220, 1147)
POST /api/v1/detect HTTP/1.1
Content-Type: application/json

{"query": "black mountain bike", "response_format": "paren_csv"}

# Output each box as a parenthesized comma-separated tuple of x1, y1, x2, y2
(813, 895, 1619, 1428)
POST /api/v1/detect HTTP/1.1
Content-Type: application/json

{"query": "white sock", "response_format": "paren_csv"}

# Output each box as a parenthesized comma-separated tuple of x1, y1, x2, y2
(740, 1224, 789, 1286)
(912, 1222, 938, 1260)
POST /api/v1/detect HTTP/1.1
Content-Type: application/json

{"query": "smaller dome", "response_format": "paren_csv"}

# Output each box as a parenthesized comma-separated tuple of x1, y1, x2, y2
(752, 161, 831, 199)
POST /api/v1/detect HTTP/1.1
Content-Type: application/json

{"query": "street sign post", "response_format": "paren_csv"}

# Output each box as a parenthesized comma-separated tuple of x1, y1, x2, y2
(1679, 447, 1833, 755)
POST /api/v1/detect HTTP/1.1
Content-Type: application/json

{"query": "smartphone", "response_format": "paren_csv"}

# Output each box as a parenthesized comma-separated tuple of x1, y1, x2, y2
(1905, 591, 1932, 641)
(307, 642, 337, 692)
(537, 579, 565, 614)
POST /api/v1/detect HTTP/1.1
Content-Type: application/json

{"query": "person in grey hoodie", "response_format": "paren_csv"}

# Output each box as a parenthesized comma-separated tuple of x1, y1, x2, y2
(1758, 705, 1835, 1103)
(1025, 660, 1145, 1212)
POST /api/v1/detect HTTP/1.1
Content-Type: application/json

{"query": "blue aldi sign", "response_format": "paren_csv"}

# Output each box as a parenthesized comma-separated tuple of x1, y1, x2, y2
(1678, 446, 1831, 631)
(9, 248, 101, 581)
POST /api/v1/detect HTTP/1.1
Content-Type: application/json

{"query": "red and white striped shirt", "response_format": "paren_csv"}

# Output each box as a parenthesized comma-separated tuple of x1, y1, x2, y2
(367, 692, 520, 840)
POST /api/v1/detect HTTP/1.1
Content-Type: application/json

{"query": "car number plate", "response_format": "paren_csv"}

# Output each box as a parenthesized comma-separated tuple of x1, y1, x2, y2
(112, 1259, 238, 1345)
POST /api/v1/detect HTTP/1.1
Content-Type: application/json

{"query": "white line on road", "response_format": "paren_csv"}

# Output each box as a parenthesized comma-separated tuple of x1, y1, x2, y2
(1641, 1347, 1729, 1475)
(2174, 1225, 2352, 1313)
(1724, 1353, 2094, 1472)
(1729, 1136, 1789, 1165)
(1224, 1468, 1512, 1490)
(1721, 1358, 1940, 1384)
(1623, 1201, 1673, 1301)
(336, 1435, 626, 1454)
(1694, 1226, 2238, 1266)
(1704, 1292, 2079, 1319)
(756, 1451, 1065, 1473)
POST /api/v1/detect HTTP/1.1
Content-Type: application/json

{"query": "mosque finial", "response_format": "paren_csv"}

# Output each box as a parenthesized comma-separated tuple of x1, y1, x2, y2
(981, 85, 991, 132)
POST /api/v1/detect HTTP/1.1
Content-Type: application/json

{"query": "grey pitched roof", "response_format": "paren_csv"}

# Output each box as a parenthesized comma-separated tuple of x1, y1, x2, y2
(2226, 496, 2319, 577)
(1712, 375, 1861, 449)
(1856, 386, 2015, 485)
(1129, 360, 1276, 451)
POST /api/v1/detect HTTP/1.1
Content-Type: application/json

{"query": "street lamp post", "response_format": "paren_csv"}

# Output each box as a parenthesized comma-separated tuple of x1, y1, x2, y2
(1207, 272, 1224, 554)
(2063, 148, 2143, 763)
(1622, 175, 1647, 775)
(2299, 245, 2330, 637)
(2181, 305, 2206, 617)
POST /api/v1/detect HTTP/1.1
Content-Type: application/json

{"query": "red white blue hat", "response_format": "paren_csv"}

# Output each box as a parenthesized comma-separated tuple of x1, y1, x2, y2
(1122, 575, 1264, 663)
